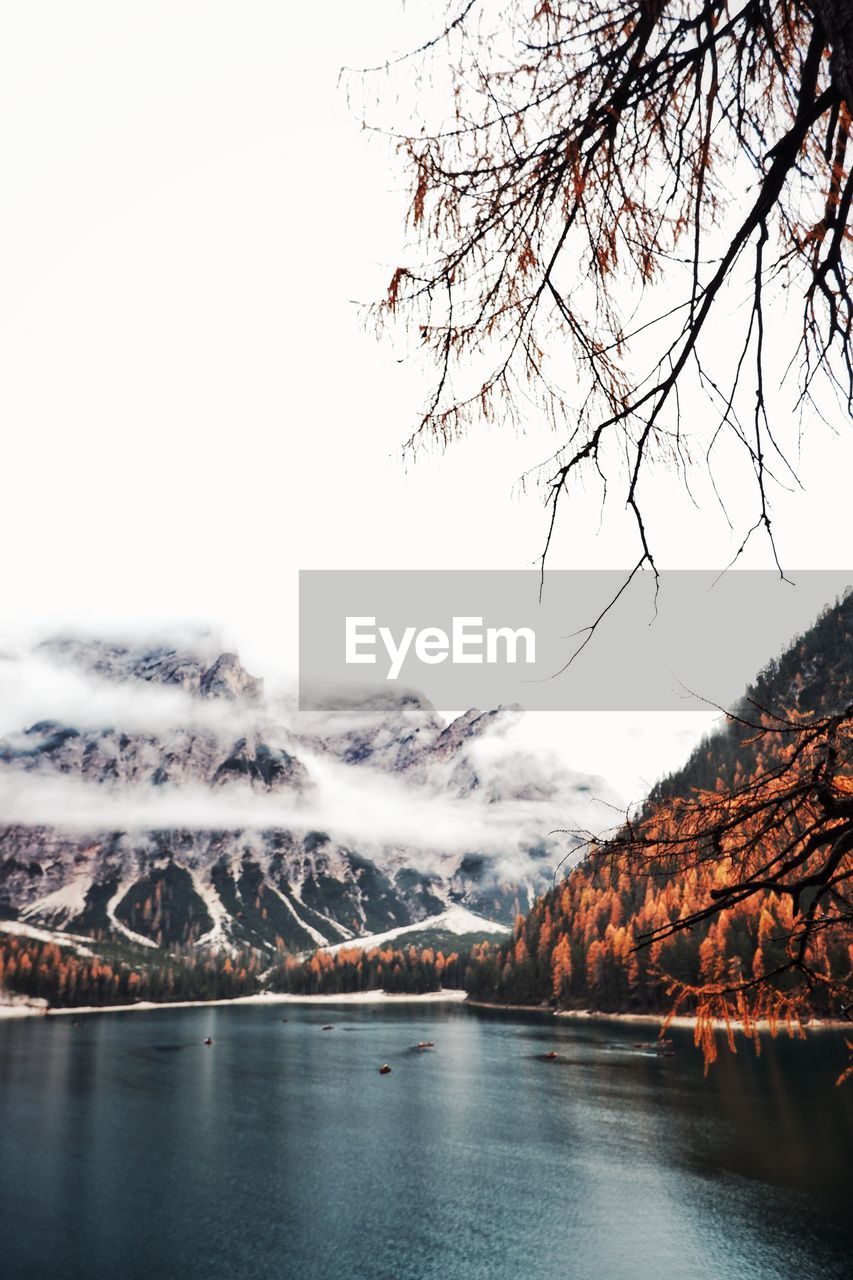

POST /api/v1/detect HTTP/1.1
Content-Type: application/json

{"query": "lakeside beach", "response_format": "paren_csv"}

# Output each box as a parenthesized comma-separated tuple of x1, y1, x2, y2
(2, 988, 846, 1035)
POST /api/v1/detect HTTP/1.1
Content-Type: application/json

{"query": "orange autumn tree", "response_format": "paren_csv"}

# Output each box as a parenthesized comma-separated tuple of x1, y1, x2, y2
(577, 701, 853, 1068)
(551, 933, 572, 1002)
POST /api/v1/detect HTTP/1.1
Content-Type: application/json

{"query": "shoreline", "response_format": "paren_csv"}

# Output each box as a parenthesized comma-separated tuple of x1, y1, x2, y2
(1, 989, 846, 1031)
(469, 1000, 848, 1032)
(0, 988, 469, 1020)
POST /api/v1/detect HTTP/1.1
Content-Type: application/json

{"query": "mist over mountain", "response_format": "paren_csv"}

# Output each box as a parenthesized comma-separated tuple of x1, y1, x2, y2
(0, 635, 618, 956)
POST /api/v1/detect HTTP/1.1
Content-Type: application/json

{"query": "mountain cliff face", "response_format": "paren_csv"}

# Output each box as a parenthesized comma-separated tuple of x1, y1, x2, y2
(0, 637, 608, 957)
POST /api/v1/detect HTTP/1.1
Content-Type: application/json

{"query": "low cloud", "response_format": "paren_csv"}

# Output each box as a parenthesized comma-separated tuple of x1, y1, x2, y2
(0, 757, 614, 861)
(0, 644, 268, 741)
(0, 634, 629, 884)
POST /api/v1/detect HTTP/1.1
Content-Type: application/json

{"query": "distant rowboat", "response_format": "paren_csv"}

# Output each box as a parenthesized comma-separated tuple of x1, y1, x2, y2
(379, 1063, 392, 1075)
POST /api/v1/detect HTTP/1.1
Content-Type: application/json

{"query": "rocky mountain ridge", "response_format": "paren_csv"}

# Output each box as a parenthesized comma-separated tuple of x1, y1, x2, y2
(0, 637, 606, 957)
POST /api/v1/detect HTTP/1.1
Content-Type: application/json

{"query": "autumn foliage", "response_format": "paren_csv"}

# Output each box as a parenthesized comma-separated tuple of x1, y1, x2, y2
(0, 935, 260, 1007)
(269, 944, 465, 997)
(463, 700, 853, 1079)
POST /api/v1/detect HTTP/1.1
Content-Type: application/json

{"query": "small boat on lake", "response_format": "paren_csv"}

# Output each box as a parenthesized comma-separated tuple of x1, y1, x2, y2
(379, 1064, 392, 1075)
(203, 1037, 213, 1046)
(321, 1025, 334, 1031)
(544, 1050, 558, 1060)
(416, 1041, 435, 1049)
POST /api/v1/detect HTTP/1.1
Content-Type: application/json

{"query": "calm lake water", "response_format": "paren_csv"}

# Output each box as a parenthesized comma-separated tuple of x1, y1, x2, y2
(0, 1003, 850, 1280)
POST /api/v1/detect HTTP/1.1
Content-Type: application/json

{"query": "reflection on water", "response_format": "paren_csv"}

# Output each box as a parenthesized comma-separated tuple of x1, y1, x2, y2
(0, 1005, 849, 1280)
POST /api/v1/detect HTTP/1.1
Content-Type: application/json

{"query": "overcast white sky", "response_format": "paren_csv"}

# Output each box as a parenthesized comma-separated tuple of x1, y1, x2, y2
(1, 2, 851, 803)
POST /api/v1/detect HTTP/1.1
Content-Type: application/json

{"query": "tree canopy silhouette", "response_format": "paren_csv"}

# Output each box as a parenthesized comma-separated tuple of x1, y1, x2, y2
(366, 1, 853, 578)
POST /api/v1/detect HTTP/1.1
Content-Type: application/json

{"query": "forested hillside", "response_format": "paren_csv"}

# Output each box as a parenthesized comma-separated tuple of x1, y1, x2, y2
(652, 592, 853, 801)
(0, 931, 260, 1007)
(463, 594, 853, 1018)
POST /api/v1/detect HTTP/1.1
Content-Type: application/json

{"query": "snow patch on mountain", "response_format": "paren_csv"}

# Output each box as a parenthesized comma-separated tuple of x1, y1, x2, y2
(322, 906, 510, 955)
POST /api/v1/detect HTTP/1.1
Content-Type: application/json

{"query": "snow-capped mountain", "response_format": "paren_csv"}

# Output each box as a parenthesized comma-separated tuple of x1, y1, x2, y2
(0, 636, 616, 956)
